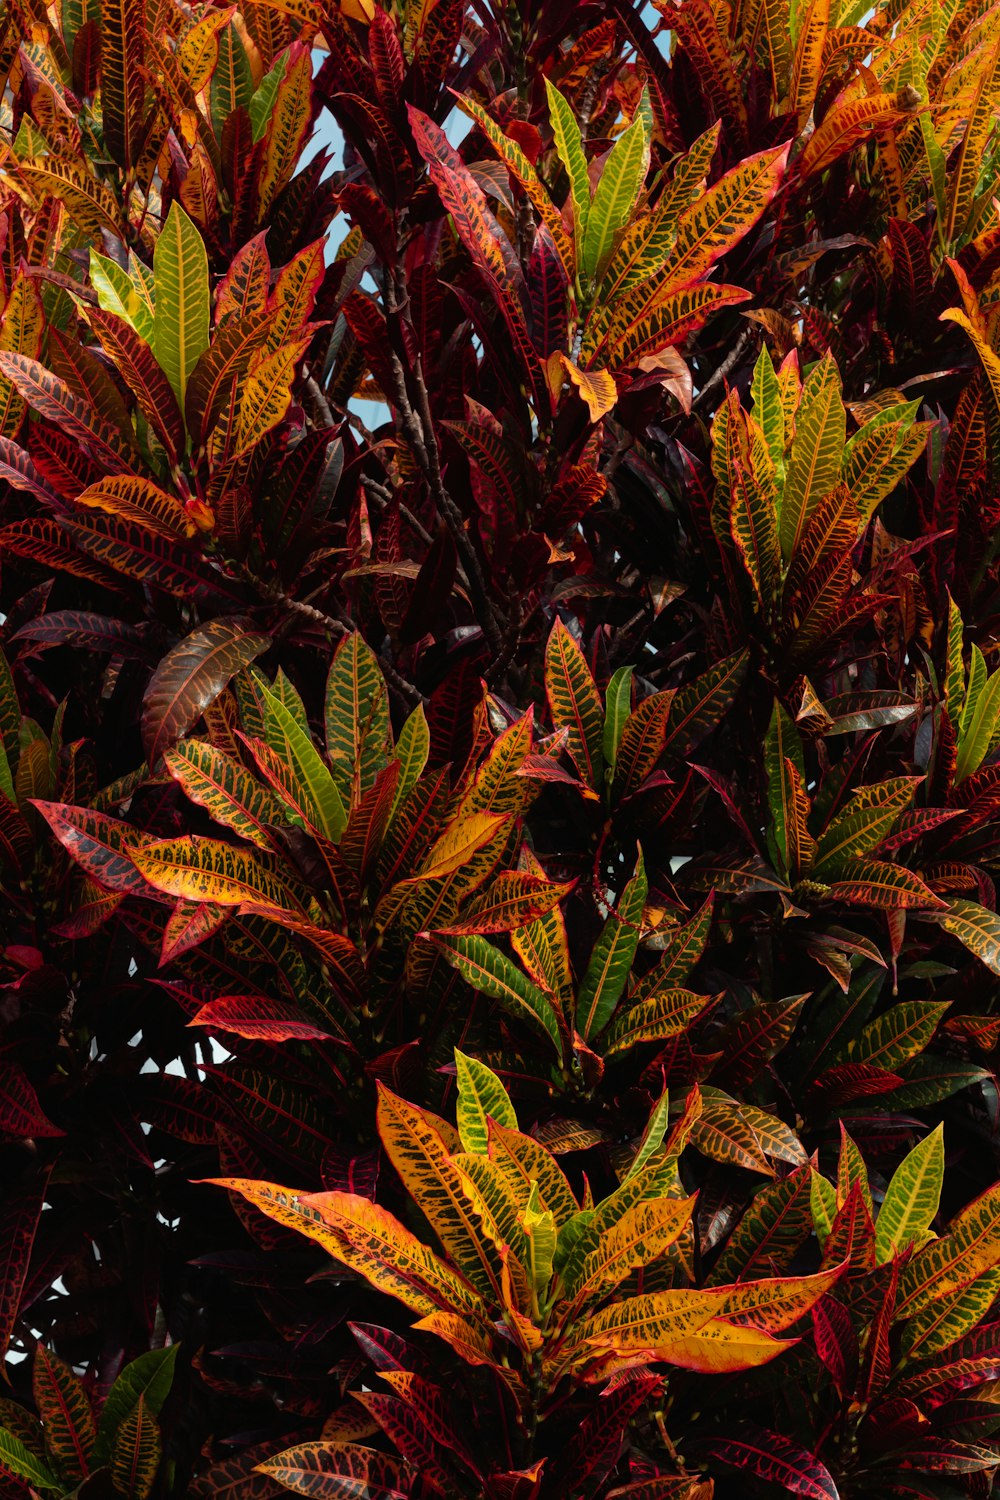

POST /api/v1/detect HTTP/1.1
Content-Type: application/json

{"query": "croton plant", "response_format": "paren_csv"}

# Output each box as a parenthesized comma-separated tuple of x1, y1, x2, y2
(6, 0, 1000, 1495)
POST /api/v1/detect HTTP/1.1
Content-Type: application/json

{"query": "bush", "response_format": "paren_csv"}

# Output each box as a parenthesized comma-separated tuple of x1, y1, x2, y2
(4, 0, 1000, 1494)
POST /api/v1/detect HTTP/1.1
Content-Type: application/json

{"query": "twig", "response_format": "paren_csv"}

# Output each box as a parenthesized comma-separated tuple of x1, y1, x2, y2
(691, 328, 753, 414)
(360, 475, 436, 550)
(304, 371, 336, 429)
(380, 271, 506, 655)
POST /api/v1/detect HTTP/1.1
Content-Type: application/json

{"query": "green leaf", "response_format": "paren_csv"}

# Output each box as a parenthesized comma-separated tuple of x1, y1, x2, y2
(602, 665, 634, 771)
(729, 417, 782, 608)
(662, 649, 749, 758)
(0, 1428, 58, 1489)
(210, 21, 254, 138)
(810, 1169, 836, 1246)
(522, 1180, 557, 1306)
(875, 1123, 944, 1264)
(430, 932, 562, 1052)
(0, 740, 13, 805)
(153, 201, 210, 411)
(544, 79, 591, 250)
(641, 894, 714, 987)
(812, 777, 918, 874)
(853, 1001, 949, 1072)
(751, 345, 787, 488)
(545, 618, 605, 788)
(259, 680, 347, 842)
(601, 985, 712, 1059)
(899, 1178, 1000, 1317)
(764, 700, 812, 880)
(249, 47, 288, 141)
(611, 690, 673, 800)
(94, 1346, 177, 1464)
(899, 1264, 1000, 1361)
(945, 591, 965, 715)
(623, 1089, 671, 1181)
(707, 1166, 814, 1283)
(956, 659, 1000, 782)
(927, 897, 1000, 975)
(836, 1126, 873, 1215)
(324, 633, 391, 806)
(579, 112, 647, 283)
(778, 352, 845, 562)
(390, 702, 430, 817)
(597, 123, 720, 308)
(454, 1049, 517, 1155)
(164, 739, 287, 851)
(90, 250, 145, 336)
(269, 667, 310, 734)
(575, 846, 647, 1040)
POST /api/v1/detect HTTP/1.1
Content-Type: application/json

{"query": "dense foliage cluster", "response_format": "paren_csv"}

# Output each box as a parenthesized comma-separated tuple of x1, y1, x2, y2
(8, 0, 1000, 1494)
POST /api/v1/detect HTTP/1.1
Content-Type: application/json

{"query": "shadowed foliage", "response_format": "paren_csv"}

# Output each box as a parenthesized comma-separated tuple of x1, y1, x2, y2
(5, 0, 1000, 1495)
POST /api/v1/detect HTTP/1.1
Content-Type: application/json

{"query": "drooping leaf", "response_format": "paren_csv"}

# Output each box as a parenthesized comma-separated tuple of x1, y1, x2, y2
(702, 1427, 839, 1499)
(429, 932, 562, 1052)
(142, 619, 270, 769)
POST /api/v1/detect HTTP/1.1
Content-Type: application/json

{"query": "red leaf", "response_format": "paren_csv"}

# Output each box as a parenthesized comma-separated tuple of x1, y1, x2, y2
(188, 995, 336, 1042)
(0, 1063, 64, 1139)
(702, 1427, 840, 1498)
(0, 1169, 51, 1360)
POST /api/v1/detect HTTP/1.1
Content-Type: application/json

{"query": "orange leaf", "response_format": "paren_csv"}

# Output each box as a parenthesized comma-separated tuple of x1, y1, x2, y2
(558, 355, 617, 421)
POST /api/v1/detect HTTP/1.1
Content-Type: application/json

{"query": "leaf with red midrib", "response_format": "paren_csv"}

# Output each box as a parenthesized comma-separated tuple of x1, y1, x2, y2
(31, 801, 162, 900)
(255, 1440, 412, 1499)
(0, 1169, 51, 1361)
(111, 1395, 161, 1500)
(700, 1426, 840, 1498)
(85, 309, 185, 464)
(0, 1063, 65, 1139)
(160, 899, 229, 964)
(33, 1346, 95, 1482)
(0, 353, 143, 476)
(188, 995, 336, 1042)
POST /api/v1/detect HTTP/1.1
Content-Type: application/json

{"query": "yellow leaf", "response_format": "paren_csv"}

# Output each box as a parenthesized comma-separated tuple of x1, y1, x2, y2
(376, 1084, 502, 1301)
(233, 334, 310, 457)
(75, 476, 194, 541)
(558, 355, 617, 421)
(16, 156, 123, 238)
(418, 811, 510, 881)
(259, 43, 313, 212)
(563, 1194, 696, 1306)
(177, 7, 234, 93)
(130, 835, 307, 912)
(0, 272, 43, 437)
(648, 1319, 793, 1376)
(212, 1178, 486, 1321)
